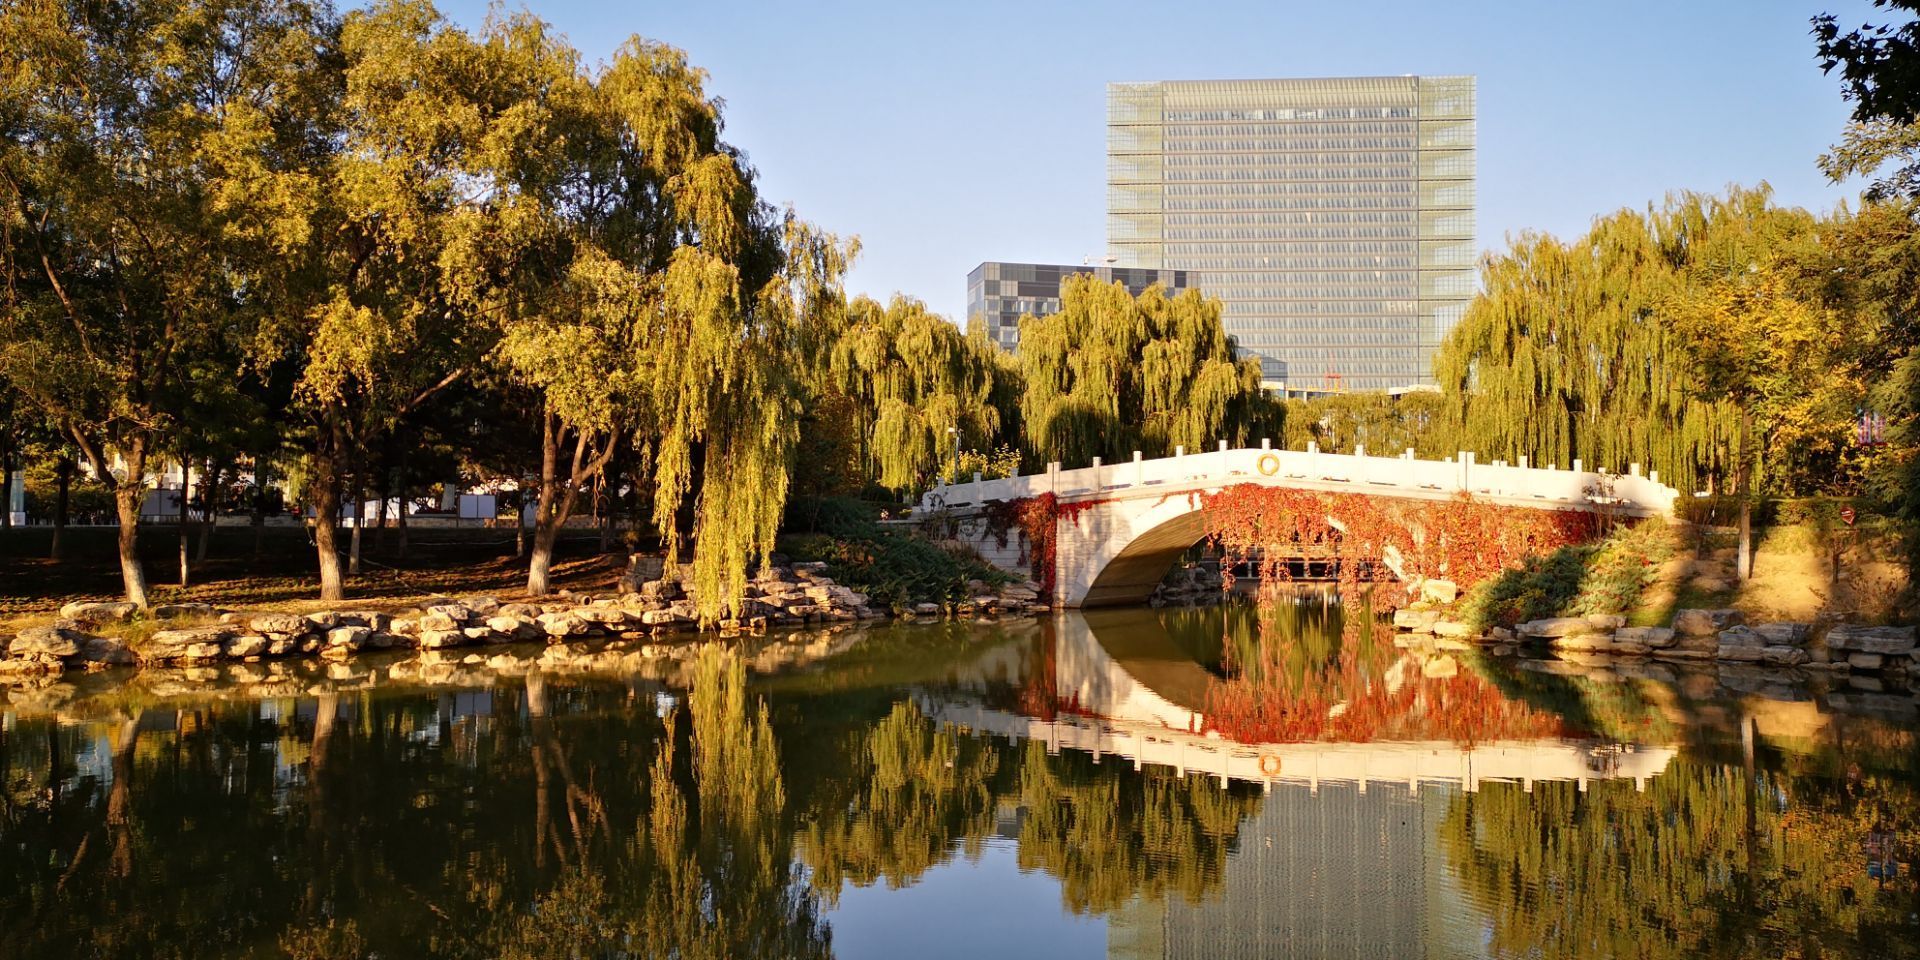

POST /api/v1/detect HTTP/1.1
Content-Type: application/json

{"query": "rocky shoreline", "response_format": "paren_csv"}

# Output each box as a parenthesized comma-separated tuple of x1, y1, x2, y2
(1394, 599, 1917, 680)
(0, 562, 1050, 680)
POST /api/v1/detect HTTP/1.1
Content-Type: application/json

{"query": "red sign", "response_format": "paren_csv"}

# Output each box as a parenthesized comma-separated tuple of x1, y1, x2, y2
(1842, 506, 1857, 526)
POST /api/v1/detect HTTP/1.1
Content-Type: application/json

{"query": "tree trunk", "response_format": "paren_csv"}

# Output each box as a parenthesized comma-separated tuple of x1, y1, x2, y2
(115, 480, 150, 609)
(374, 471, 391, 554)
(1736, 409, 1753, 581)
(515, 489, 526, 559)
(1738, 499, 1753, 580)
(313, 425, 345, 601)
(528, 415, 563, 596)
(50, 456, 71, 561)
(195, 459, 221, 565)
(348, 481, 364, 577)
(395, 477, 410, 561)
(595, 456, 610, 556)
(596, 469, 610, 555)
(177, 461, 192, 588)
(526, 415, 616, 596)
(251, 457, 268, 559)
(0, 436, 14, 530)
(528, 520, 561, 597)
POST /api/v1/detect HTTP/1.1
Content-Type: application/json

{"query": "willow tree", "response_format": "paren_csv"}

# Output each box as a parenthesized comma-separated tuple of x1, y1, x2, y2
(1016, 275, 1276, 467)
(1281, 390, 1451, 457)
(818, 295, 1003, 493)
(488, 33, 853, 602)
(1434, 185, 1841, 497)
(0, 0, 330, 606)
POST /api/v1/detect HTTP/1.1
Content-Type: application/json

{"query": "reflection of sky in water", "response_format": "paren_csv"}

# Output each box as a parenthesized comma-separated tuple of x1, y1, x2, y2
(825, 838, 1106, 960)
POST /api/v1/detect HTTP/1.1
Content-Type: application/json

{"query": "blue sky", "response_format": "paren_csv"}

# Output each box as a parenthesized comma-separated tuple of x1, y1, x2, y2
(433, 0, 1888, 321)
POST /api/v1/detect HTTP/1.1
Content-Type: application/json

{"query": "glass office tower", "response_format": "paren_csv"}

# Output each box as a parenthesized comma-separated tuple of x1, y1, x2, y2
(967, 261, 1193, 351)
(1107, 76, 1476, 392)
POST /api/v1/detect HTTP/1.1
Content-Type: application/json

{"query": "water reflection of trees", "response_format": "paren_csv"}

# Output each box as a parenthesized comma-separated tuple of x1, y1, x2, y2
(1012, 742, 1257, 914)
(796, 699, 1263, 915)
(0, 649, 831, 959)
(1442, 759, 1920, 960)
(485, 649, 829, 960)
(802, 701, 1003, 900)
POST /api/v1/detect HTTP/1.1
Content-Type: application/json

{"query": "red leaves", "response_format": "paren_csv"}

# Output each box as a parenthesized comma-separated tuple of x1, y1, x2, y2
(984, 494, 1111, 601)
(1199, 485, 1599, 601)
(1203, 616, 1574, 745)
(984, 493, 1063, 598)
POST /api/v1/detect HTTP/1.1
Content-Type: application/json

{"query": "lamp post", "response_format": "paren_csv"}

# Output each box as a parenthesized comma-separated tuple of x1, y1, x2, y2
(946, 426, 961, 483)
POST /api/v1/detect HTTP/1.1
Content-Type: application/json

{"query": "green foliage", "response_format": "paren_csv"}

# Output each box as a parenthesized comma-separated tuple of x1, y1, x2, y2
(1281, 390, 1450, 457)
(778, 498, 1009, 609)
(1443, 760, 1920, 959)
(1437, 186, 1872, 498)
(817, 295, 1004, 494)
(1457, 521, 1679, 629)
(944, 444, 1022, 484)
(1815, 2, 1920, 200)
(0, 0, 335, 602)
(1016, 274, 1280, 467)
(800, 700, 1003, 901)
(21, 462, 113, 523)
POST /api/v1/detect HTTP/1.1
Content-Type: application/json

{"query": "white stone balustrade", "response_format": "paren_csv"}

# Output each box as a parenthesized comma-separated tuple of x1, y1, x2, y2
(918, 444, 1679, 517)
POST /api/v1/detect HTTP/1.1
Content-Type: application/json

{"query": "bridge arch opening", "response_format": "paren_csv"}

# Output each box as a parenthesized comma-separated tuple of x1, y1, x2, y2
(1078, 508, 1210, 608)
(1070, 497, 1383, 609)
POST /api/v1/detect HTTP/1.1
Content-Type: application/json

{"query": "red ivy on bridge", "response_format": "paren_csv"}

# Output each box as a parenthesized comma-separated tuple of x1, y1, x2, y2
(982, 494, 1107, 601)
(1200, 485, 1599, 602)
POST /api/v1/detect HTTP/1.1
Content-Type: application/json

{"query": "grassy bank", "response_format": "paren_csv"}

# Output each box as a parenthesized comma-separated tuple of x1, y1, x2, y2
(1455, 516, 1912, 630)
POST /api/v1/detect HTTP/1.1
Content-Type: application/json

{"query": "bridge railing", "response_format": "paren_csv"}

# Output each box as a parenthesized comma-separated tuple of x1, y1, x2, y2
(916, 444, 1680, 517)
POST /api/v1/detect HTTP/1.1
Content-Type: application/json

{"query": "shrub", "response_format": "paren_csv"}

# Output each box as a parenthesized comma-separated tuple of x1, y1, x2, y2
(1457, 521, 1678, 630)
(777, 497, 1008, 610)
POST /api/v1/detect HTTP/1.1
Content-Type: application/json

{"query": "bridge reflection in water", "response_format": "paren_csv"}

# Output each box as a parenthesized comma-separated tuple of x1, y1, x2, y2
(928, 610, 1676, 796)
(921, 609, 1681, 960)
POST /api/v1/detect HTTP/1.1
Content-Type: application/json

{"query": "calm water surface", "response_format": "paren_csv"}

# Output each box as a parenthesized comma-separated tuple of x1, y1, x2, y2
(2, 597, 1917, 959)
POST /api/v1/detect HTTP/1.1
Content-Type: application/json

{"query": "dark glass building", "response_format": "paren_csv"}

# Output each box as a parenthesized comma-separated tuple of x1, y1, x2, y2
(966, 261, 1195, 351)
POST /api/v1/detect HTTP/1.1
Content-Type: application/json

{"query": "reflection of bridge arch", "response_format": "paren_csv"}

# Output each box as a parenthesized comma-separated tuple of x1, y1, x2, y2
(1056, 609, 1214, 731)
(930, 611, 1678, 794)
(922, 446, 1680, 607)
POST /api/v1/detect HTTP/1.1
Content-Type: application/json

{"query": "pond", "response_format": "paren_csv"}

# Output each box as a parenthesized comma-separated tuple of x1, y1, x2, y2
(2, 597, 1917, 959)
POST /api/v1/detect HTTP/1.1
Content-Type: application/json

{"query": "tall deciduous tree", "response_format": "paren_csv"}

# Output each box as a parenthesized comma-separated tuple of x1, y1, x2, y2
(232, 0, 515, 601)
(1815, 5, 1920, 573)
(1669, 268, 1860, 577)
(0, 0, 330, 607)
(488, 31, 854, 602)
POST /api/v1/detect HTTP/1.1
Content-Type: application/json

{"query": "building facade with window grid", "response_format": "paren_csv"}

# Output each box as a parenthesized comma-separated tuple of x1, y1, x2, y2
(1107, 76, 1476, 392)
(966, 261, 1195, 351)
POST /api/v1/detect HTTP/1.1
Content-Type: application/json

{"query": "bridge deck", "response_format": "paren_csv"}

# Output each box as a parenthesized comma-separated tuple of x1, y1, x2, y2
(921, 698, 1675, 793)
(919, 445, 1679, 518)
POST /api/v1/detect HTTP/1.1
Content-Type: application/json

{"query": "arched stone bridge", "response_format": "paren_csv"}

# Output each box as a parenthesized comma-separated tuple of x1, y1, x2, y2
(912, 443, 1681, 608)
